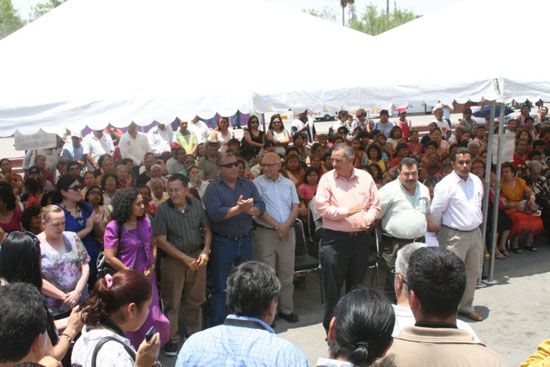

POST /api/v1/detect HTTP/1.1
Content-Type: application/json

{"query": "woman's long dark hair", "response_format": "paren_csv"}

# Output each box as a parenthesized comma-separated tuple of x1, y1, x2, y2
(111, 188, 140, 225)
(0, 231, 42, 290)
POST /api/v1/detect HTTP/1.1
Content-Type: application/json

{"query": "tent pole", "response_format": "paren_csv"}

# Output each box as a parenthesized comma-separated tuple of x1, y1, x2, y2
(260, 113, 266, 134)
(481, 101, 496, 247)
(486, 102, 506, 284)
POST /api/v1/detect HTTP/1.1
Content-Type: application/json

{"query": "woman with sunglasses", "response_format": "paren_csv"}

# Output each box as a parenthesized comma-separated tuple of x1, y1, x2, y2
(266, 114, 290, 157)
(56, 175, 101, 282)
(38, 205, 90, 319)
(241, 115, 266, 159)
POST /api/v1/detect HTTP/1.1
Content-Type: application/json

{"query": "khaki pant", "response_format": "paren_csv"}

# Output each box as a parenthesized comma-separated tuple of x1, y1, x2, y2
(438, 226, 483, 314)
(252, 226, 295, 315)
(160, 252, 206, 343)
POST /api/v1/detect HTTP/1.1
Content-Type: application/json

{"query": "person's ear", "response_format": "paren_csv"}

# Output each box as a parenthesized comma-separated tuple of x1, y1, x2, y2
(127, 302, 138, 319)
(327, 317, 336, 342)
(409, 289, 419, 310)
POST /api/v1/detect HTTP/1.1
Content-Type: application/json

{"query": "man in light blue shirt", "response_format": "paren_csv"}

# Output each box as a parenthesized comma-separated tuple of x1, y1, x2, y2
(253, 152, 300, 323)
(61, 133, 85, 166)
(176, 261, 308, 367)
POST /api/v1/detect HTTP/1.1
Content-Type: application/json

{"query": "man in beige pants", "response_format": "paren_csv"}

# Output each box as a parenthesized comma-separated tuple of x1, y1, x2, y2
(430, 147, 484, 321)
(253, 152, 300, 323)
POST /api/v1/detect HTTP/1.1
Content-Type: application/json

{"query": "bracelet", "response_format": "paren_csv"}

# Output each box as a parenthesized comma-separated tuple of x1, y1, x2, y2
(61, 333, 75, 345)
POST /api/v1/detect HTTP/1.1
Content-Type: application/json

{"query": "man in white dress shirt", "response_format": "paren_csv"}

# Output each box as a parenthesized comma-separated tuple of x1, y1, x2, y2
(188, 115, 210, 145)
(119, 122, 152, 167)
(148, 120, 174, 156)
(82, 129, 115, 171)
(430, 147, 484, 321)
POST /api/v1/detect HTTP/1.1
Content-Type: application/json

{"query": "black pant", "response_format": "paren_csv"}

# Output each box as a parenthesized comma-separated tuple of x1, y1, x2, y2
(319, 229, 369, 332)
(380, 234, 425, 303)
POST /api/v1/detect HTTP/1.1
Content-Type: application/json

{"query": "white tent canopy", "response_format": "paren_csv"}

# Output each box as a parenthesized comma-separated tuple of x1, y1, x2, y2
(0, 0, 374, 136)
(351, 0, 550, 106)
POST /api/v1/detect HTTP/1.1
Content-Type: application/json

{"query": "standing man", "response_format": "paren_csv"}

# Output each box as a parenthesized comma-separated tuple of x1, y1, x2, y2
(148, 120, 174, 156)
(175, 119, 198, 155)
(291, 110, 316, 143)
(253, 152, 300, 323)
(153, 173, 212, 356)
(203, 152, 266, 326)
(82, 129, 115, 171)
(61, 132, 86, 167)
(198, 141, 220, 180)
(315, 143, 380, 332)
(373, 109, 395, 138)
(188, 115, 210, 145)
(377, 158, 431, 302)
(119, 122, 152, 168)
(430, 147, 484, 321)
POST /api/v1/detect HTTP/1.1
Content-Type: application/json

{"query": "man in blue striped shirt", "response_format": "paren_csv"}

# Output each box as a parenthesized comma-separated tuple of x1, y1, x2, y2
(203, 152, 266, 326)
(176, 261, 307, 367)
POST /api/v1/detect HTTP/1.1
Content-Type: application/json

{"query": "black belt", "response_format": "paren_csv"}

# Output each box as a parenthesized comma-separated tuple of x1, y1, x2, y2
(214, 233, 248, 241)
(325, 229, 367, 237)
(442, 225, 478, 233)
(382, 233, 425, 242)
(254, 222, 276, 231)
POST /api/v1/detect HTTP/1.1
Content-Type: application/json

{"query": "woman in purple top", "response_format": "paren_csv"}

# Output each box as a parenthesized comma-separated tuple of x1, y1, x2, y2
(103, 188, 170, 348)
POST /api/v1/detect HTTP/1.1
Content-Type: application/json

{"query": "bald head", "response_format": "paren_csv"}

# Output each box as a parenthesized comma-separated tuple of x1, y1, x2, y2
(261, 152, 282, 181)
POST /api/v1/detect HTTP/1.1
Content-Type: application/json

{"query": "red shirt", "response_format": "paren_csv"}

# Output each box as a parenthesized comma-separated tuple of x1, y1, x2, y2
(513, 152, 528, 168)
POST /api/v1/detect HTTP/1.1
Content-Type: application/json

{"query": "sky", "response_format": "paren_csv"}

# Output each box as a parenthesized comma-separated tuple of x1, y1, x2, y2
(12, 0, 460, 21)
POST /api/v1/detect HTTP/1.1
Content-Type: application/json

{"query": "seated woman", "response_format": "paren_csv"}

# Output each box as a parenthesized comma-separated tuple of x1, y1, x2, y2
(351, 138, 368, 168)
(430, 128, 449, 157)
(282, 154, 304, 187)
(298, 167, 319, 219)
(500, 162, 544, 253)
(513, 138, 530, 168)
(71, 270, 161, 367)
(366, 144, 386, 174)
(318, 287, 394, 367)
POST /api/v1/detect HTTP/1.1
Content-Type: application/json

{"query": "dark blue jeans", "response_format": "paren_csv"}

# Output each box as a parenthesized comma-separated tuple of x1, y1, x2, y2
(209, 233, 252, 326)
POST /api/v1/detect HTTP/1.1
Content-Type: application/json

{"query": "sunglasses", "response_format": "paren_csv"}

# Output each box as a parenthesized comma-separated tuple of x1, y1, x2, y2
(217, 161, 239, 169)
(68, 184, 82, 191)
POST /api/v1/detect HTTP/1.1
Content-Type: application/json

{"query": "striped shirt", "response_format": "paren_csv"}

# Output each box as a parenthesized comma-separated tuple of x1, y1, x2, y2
(153, 197, 209, 254)
(203, 177, 265, 236)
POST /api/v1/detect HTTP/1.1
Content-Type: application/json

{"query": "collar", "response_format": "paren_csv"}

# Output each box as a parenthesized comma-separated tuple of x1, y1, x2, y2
(400, 180, 418, 196)
(315, 358, 354, 367)
(415, 321, 458, 329)
(263, 173, 282, 183)
(225, 314, 273, 333)
(451, 170, 471, 183)
(335, 167, 357, 181)
(167, 197, 192, 211)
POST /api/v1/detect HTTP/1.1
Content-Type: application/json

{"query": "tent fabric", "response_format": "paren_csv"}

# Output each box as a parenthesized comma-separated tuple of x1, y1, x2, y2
(1, 0, 550, 137)
(0, 0, 374, 136)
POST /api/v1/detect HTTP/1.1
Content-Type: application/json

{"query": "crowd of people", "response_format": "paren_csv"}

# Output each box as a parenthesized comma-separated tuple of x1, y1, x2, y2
(0, 104, 549, 366)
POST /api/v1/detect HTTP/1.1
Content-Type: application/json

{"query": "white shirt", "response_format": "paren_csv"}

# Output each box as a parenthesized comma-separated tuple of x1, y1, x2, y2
(119, 132, 152, 165)
(291, 118, 305, 134)
(82, 133, 115, 161)
(188, 120, 210, 144)
(391, 304, 480, 343)
(430, 170, 483, 231)
(378, 179, 430, 239)
(147, 125, 173, 155)
(71, 326, 135, 367)
(23, 148, 61, 172)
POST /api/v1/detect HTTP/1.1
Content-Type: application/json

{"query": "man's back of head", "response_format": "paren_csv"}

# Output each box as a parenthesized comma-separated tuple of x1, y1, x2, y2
(0, 282, 49, 365)
(407, 246, 466, 319)
(226, 261, 281, 320)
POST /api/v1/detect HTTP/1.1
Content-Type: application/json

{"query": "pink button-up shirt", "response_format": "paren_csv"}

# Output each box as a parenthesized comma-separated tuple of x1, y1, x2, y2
(316, 168, 381, 232)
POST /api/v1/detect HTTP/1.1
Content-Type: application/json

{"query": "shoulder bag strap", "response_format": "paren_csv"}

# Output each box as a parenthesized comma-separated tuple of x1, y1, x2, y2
(91, 336, 135, 367)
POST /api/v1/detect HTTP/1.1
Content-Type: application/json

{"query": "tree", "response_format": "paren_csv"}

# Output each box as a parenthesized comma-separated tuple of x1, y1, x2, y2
(31, 0, 65, 20)
(0, 0, 25, 39)
(304, 7, 337, 23)
(350, 4, 418, 36)
(339, 0, 355, 26)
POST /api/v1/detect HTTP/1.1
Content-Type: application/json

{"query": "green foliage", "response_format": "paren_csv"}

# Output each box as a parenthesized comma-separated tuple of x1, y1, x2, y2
(350, 4, 419, 36)
(0, 0, 25, 39)
(304, 7, 337, 23)
(31, 0, 65, 20)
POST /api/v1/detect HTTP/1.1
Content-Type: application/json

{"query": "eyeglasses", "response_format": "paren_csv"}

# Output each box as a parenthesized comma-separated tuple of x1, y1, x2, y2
(217, 161, 239, 169)
(68, 184, 82, 191)
(261, 162, 279, 167)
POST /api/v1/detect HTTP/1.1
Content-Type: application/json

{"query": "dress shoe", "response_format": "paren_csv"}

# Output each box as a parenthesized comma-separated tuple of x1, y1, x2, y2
(278, 312, 299, 323)
(460, 311, 484, 321)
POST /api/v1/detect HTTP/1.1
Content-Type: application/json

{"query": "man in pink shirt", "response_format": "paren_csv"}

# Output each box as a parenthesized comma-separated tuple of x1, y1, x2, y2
(316, 143, 380, 332)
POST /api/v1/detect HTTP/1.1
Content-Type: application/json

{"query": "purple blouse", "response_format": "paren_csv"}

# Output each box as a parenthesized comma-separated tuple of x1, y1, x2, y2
(104, 216, 153, 271)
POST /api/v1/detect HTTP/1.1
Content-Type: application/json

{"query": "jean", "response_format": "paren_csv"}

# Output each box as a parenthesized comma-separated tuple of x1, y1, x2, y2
(209, 233, 252, 326)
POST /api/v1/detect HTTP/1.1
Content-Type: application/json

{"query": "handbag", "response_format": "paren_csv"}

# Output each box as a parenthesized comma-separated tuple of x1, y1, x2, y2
(96, 222, 122, 278)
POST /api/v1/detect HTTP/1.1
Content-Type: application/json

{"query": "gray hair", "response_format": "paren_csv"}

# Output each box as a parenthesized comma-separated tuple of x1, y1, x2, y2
(529, 160, 542, 173)
(151, 164, 162, 170)
(150, 177, 164, 186)
(467, 140, 480, 150)
(333, 143, 353, 158)
(395, 242, 429, 292)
